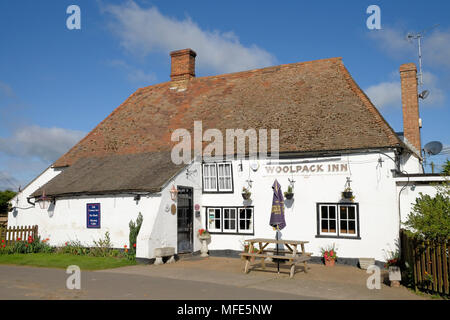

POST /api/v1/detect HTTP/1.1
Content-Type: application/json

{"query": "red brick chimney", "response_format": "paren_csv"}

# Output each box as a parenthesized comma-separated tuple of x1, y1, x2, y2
(400, 63, 421, 155)
(170, 48, 196, 82)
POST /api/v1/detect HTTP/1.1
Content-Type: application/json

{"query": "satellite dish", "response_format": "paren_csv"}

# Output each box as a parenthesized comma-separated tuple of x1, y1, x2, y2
(423, 141, 443, 155)
(419, 90, 430, 99)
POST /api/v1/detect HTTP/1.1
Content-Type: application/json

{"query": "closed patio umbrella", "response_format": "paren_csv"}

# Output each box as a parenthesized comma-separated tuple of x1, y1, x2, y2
(269, 179, 286, 273)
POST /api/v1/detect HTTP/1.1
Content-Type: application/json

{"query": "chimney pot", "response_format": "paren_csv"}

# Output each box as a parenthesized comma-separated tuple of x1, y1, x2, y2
(170, 48, 197, 82)
(400, 63, 422, 155)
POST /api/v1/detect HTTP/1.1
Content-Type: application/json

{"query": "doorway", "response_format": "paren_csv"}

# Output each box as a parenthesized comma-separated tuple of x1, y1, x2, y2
(177, 186, 193, 253)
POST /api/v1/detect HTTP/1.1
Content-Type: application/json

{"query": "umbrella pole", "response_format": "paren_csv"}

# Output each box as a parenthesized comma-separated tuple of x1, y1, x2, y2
(276, 227, 280, 274)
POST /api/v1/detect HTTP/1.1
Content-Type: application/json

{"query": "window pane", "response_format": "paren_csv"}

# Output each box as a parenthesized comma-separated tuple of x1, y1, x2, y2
(321, 206, 328, 218)
(230, 220, 235, 229)
(340, 206, 347, 219)
(349, 221, 356, 234)
(215, 220, 220, 229)
(240, 220, 246, 230)
(321, 220, 328, 232)
(240, 209, 245, 219)
(348, 206, 355, 220)
(329, 220, 336, 232)
(329, 206, 336, 218)
(340, 220, 348, 233)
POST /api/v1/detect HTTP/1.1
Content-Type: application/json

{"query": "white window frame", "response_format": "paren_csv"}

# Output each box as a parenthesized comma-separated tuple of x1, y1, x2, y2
(238, 207, 253, 234)
(318, 204, 338, 236)
(207, 208, 221, 232)
(205, 206, 254, 235)
(338, 205, 357, 236)
(222, 208, 237, 233)
(202, 163, 218, 192)
(202, 162, 233, 192)
(317, 203, 359, 238)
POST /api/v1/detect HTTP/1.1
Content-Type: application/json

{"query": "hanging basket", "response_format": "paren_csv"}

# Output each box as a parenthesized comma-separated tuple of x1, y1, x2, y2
(342, 191, 353, 199)
(284, 192, 294, 200)
(242, 192, 251, 200)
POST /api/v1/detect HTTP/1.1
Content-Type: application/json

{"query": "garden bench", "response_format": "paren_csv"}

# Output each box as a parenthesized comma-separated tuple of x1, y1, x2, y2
(239, 238, 311, 279)
(154, 247, 176, 265)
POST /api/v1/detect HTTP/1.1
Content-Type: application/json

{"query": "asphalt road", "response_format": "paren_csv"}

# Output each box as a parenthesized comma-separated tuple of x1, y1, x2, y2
(0, 265, 316, 300)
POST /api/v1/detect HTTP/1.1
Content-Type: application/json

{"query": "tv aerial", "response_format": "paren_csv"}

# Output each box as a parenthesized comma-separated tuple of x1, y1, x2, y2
(406, 24, 439, 97)
(423, 141, 443, 173)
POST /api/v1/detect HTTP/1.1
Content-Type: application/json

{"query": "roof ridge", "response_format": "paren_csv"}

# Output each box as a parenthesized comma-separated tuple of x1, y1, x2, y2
(136, 57, 344, 92)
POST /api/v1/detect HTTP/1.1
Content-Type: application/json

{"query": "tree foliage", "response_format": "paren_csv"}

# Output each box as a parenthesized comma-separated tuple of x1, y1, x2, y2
(442, 159, 450, 176)
(404, 190, 450, 241)
(0, 190, 16, 214)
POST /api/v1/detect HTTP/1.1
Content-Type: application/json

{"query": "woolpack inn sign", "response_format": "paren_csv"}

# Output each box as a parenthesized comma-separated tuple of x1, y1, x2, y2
(262, 162, 349, 176)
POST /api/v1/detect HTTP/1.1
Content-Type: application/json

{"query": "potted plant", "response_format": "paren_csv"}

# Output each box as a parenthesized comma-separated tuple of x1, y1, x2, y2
(284, 185, 294, 200)
(321, 244, 337, 266)
(342, 186, 353, 200)
(242, 187, 251, 200)
(198, 228, 210, 240)
(198, 229, 210, 257)
(384, 250, 401, 287)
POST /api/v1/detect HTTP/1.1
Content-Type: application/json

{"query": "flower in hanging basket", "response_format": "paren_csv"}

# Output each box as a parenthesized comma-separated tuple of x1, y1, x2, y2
(284, 185, 294, 200)
(342, 186, 354, 200)
(242, 187, 252, 200)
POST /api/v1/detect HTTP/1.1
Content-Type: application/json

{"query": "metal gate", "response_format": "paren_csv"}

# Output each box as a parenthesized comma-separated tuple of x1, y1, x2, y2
(177, 186, 193, 253)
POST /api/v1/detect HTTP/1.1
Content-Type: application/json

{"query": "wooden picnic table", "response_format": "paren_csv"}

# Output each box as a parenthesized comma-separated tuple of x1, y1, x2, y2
(239, 238, 311, 279)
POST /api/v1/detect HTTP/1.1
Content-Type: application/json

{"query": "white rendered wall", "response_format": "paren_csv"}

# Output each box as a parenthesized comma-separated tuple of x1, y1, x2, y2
(136, 161, 203, 259)
(201, 152, 400, 262)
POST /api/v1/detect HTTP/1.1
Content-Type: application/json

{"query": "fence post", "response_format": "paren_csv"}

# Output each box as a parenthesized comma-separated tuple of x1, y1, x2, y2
(431, 241, 437, 292)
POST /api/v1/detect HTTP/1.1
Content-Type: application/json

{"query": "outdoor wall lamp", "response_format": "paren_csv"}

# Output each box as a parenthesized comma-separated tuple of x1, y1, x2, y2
(36, 191, 54, 210)
(134, 194, 141, 201)
(169, 185, 178, 201)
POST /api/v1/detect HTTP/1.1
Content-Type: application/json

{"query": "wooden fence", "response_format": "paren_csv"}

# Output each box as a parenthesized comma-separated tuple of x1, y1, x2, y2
(0, 225, 38, 246)
(400, 229, 449, 295)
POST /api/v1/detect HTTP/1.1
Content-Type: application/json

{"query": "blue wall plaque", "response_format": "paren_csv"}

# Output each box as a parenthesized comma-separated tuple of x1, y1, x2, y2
(86, 203, 101, 228)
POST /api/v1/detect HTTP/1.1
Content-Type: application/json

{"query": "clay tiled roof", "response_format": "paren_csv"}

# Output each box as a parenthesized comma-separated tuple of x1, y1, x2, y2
(53, 57, 402, 168)
(33, 57, 406, 197)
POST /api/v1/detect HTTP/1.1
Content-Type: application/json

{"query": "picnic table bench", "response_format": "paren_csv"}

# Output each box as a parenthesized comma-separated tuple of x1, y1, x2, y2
(239, 238, 311, 279)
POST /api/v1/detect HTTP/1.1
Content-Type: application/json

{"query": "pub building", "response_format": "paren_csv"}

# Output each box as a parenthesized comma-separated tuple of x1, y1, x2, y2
(8, 49, 446, 264)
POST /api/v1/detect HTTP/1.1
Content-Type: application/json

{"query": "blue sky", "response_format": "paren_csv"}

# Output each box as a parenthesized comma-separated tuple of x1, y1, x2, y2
(0, 0, 449, 190)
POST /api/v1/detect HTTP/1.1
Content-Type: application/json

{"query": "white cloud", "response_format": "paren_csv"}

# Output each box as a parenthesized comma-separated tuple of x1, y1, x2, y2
(108, 59, 157, 84)
(365, 81, 402, 109)
(0, 171, 20, 191)
(102, 1, 276, 74)
(0, 125, 86, 163)
(0, 81, 14, 98)
(365, 71, 445, 109)
(369, 27, 450, 69)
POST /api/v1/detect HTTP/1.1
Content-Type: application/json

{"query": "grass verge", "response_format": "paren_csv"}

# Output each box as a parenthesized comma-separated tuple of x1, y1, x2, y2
(0, 253, 136, 270)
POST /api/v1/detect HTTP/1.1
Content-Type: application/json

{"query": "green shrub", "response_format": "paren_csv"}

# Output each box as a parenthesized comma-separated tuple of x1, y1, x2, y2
(403, 191, 450, 240)
(90, 231, 113, 257)
(58, 240, 89, 255)
(128, 212, 143, 256)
